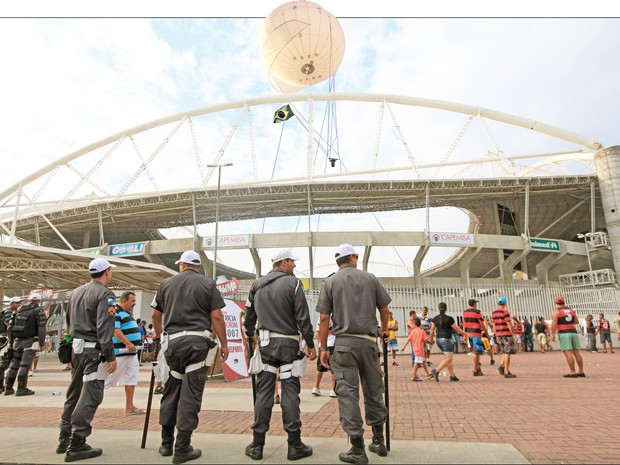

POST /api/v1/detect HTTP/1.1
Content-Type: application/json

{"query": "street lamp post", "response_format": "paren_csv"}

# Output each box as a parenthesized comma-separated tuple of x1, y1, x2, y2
(207, 163, 233, 279)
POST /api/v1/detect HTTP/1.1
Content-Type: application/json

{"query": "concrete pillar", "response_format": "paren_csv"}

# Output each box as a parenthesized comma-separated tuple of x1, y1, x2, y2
(594, 146, 620, 278)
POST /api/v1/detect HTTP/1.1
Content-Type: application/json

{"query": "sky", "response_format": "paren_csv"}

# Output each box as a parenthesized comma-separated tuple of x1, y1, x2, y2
(0, 2, 619, 278)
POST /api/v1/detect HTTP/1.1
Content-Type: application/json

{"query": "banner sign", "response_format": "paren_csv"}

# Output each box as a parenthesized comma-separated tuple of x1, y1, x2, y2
(202, 234, 250, 249)
(77, 247, 102, 254)
(109, 241, 146, 257)
(530, 238, 560, 253)
(216, 277, 239, 296)
(429, 232, 475, 245)
(221, 299, 249, 381)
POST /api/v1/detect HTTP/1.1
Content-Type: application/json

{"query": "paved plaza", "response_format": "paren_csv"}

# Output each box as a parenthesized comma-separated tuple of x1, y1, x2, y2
(1, 346, 618, 464)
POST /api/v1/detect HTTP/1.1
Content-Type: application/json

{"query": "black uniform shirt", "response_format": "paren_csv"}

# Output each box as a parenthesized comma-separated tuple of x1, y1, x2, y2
(153, 269, 225, 334)
(67, 280, 117, 362)
(245, 269, 315, 349)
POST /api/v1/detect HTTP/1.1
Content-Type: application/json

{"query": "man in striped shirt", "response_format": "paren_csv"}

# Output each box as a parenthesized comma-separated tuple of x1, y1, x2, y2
(551, 296, 585, 378)
(492, 297, 517, 378)
(104, 291, 144, 415)
(463, 299, 488, 376)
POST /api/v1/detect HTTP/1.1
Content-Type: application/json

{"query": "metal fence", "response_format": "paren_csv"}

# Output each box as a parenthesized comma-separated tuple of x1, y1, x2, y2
(237, 279, 620, 337)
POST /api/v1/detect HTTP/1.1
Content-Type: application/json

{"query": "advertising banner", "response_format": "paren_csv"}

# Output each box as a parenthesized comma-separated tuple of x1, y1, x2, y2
(202, 234, 250, 249)
(109, 241, 146, 257)
(221, 299, 249, 381)
(429, 231, 475, 245)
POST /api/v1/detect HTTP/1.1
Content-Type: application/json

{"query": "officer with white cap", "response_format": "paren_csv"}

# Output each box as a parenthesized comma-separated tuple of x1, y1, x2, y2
(4, 292, 46, 397)
(0, 296, 22, 393)
(56, 257, 118, 462)
(151, 250, 229, 464)
(317, 244, 391, 463)
(244, 249, 316, 461)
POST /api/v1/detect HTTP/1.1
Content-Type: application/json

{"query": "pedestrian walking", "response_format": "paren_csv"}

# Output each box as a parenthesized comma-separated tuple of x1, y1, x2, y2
(56, 258, 118, 462)
(551, 296, 585, 378)
(419, 306, 433, 366)
(427, 302, 469, 382)
(534, 317, 548, 353)
(312, 319, 336, 398)
(151, 250, 229, 464)
(387, 312, 399, 366)
(597, 313, 614, 353)
(4, 293, 46, 396)
(463, 299, 488, 376)
(399, 317, 430, 381)
(492, 297, 518, 379)
(317, 244, 391, 464)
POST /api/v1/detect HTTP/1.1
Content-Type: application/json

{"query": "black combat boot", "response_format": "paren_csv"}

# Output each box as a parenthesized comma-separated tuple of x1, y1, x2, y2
(159, 426, 175, 457)
(3, 377, 15, 395)
(287, 431, 313, 460)
(339, 436, 368, 464)
(368, 424, 388, 457)
(15, 380, 35, 396)
(56, 430, 71, 454)
(64, 435, 102, 462)
(172, 430, 201, 464)
(245, 432, 265, 460)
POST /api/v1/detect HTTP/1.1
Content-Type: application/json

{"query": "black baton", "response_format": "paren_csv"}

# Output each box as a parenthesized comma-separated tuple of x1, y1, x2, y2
(141, 340, 159, 449)
(382, 338, 391, 451)
(247, 337, 257, 405)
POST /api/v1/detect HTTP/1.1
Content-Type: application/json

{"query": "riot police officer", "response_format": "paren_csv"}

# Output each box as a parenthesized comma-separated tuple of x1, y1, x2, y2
(56, 258, 118, 462)
(4, 293, 46, 396)
(151, 250, 229, 464)
(0, 296, 21, 393)
(244, 249, 317, 461)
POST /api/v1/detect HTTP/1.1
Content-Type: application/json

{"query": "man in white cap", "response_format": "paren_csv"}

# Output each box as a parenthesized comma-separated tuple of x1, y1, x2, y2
(317, 244, 391, 463)
(57, 257, 118, 462)
(0, 296, 22, 393)
(151, 250, 229, 464)
(4, 293, 46, 397)
(244, 249, 317, 461)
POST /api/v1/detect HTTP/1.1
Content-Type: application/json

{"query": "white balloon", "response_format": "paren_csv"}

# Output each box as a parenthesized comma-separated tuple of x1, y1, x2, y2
(261, 1, 345, 93)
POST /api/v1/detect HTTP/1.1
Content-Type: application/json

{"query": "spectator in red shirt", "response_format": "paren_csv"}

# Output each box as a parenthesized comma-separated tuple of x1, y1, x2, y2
(462, 299, 488, 376)
(512, 316, 523, 352)
(492, 297, 517, 378)
(597, 313, 614, 354)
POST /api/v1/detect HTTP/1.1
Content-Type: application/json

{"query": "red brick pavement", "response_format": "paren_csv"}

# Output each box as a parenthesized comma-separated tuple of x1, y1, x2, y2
(12, 349, 620, 464)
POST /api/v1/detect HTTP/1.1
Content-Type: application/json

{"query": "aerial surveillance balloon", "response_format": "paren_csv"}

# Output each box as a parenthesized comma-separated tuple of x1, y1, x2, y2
(261, 1, 345, 94)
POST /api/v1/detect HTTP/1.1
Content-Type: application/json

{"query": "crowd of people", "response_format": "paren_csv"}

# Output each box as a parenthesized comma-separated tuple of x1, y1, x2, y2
(2, 244, 619, 464)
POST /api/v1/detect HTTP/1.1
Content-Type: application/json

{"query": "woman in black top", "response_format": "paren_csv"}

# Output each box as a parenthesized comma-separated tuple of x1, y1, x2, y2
(428, 302, 470, 382)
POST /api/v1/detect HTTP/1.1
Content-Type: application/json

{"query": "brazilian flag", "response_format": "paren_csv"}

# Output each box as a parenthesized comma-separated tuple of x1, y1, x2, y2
(273, 104, 294, 123)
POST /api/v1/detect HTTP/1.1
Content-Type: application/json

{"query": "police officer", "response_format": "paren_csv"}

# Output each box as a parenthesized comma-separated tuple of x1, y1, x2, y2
(4, 293, 46, 396)
(151, 250, 229, 464)
(0, 296, 21, 393)
(56, 258, 118, 462)
(317, 244, 391, 464)
(244, 249, 317, 462)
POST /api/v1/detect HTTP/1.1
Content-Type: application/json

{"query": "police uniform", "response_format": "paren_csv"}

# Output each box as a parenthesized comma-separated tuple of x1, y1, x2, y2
(4, 296, 46, 396)
(151, 250, 225, 463)
(0, 300, 18, 393)
(244, 251, 315, 461)
(57, 258, 117, 462)
(316, 244, 391, 462)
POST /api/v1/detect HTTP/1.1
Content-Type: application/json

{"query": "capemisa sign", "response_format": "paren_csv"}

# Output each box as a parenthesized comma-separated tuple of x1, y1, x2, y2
(429, 232, 475, 245)
(202, 234, 250, 249)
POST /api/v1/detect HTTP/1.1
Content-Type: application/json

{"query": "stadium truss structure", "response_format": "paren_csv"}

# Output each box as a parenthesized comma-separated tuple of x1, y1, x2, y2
(0, 92, 612, 292)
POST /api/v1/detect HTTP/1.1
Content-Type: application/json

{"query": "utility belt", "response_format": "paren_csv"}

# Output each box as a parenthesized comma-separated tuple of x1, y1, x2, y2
(258, 329, 300, 347)
(249, 330, 305, 379)
(336, 333, 377, 342)
(160, 329, 218, 381)
(72, 339, 98, 355)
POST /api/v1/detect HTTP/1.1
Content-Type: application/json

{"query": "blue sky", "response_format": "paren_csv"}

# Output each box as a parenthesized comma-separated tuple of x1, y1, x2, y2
(0, 2, 619, 277)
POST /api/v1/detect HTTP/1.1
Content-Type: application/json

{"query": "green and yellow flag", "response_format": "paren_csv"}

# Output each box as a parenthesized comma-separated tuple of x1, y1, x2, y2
(273, 104, 294, 123)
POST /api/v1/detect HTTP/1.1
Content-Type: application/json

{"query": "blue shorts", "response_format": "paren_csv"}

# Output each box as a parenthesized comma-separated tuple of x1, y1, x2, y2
(436, 337, 454, 354)
(388, 339, 398, 352)
(471, 337, 484, 355)
(600, 331, 612, 344)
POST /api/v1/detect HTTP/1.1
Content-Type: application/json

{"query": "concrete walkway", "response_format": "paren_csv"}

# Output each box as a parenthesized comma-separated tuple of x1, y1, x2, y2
(3, 347, 620, 464)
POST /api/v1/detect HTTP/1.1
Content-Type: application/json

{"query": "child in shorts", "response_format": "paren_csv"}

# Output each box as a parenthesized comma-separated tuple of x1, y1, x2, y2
(399, 317, 431, 381)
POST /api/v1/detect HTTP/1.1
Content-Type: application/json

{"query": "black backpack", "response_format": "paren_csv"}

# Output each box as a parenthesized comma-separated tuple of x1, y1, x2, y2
(9, 304, 38, 339)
